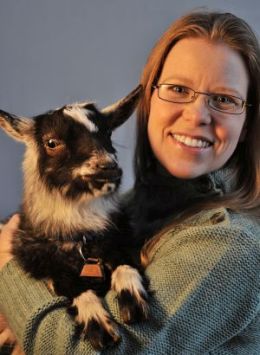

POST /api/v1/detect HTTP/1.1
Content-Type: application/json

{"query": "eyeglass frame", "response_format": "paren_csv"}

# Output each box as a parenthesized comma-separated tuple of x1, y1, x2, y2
(153, 83, 252, 115)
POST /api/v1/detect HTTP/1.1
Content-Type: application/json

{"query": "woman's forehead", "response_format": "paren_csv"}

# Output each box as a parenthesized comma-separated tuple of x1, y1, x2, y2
(159, 37, 249, 96)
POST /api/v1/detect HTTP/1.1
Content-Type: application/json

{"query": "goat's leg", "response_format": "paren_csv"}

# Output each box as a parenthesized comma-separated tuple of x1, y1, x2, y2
(111, 265, 149, 324)
(68, 290, 120, 350)
(51, 275, 120, 350)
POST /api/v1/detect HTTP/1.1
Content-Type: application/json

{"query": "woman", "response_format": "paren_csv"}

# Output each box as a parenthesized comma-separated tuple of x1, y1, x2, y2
(0, 11, 260, 354)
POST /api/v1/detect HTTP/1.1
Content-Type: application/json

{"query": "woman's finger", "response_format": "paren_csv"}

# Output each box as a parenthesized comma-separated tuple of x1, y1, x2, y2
(0, 214, 20, 269)
(2, 214, 20, 233)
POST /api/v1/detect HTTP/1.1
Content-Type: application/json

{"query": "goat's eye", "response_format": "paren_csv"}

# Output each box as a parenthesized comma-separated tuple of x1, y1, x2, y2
(44, 138, 66, 156)
(47, 139, 58, 148)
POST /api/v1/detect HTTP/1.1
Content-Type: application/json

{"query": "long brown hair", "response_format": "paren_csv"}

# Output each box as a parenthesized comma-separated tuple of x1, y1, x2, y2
(136, 10, 260, 212)
(135, 11, 260, 263)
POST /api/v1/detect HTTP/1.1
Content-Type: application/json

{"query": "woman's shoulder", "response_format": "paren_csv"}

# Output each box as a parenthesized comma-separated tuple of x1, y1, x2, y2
(176, 206, 259, 241)
(150, 207, 260, 266)
(146, 207, 260, 308)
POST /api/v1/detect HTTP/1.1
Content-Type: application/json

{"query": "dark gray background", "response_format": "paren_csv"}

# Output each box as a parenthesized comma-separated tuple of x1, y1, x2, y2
(0, 0, 259, 218)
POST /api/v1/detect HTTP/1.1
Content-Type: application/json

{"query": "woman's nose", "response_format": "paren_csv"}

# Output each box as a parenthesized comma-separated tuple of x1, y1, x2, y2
(182, 95, 212, 125)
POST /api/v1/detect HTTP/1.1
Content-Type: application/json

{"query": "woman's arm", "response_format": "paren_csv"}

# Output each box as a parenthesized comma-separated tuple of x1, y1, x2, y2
(0, 219, 104, 354)
(0, 218, 155, 354)
(139, 219, 260, 354)
(0, 212, 259, 354)
(0, 217, 98, 354)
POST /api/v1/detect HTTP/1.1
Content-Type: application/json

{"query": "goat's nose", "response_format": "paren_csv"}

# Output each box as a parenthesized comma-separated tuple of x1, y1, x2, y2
(97, 161, 117, 170)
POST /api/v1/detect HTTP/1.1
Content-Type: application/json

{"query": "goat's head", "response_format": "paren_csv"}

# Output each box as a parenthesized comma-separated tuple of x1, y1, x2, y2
(0, 86, 141, 202)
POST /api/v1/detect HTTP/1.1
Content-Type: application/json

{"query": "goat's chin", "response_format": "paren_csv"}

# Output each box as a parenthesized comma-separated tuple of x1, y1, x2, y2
(90, 180, 119, 194)
(63, 179, 119, 202)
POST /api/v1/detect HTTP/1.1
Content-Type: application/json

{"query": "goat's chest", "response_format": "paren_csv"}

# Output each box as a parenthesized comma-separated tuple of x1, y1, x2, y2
(70, 230, 114, 261)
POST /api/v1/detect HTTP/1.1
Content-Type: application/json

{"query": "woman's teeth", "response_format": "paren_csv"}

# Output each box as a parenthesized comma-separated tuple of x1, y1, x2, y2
(172, 134, 211, 148)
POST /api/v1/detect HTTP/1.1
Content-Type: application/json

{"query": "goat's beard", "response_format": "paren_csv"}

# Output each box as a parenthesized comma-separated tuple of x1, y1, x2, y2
(22, 176, 119, 239)
(64, 166, 122, 199)
(61, 175, 120, 201)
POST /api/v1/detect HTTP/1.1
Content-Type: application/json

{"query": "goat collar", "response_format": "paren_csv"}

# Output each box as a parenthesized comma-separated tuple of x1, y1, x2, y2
(72, 231, 106, 243)
(77, 235, 105, 279)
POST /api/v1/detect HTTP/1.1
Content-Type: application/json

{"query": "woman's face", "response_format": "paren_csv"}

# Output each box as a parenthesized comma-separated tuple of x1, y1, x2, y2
(148, 38, 248, 179)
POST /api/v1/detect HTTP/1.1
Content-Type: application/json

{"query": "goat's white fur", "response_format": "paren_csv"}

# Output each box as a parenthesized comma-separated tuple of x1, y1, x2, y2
(22, 145, 118, 238)
(111, 265, 149, 318)
(63, 106, 98, 133)
(72, 290, 120, 342)
(72, 153, 117, 178)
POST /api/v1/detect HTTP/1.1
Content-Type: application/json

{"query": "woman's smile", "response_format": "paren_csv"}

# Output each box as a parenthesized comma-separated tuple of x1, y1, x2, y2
(170, 133, 213, 149)
(148, 37, 248, 179)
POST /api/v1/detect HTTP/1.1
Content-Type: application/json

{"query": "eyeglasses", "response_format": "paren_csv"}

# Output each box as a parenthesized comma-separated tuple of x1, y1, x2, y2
(153, 84, 252, 115)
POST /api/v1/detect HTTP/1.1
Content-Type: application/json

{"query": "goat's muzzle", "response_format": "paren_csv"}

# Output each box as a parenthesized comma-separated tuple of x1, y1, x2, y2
(80, 164, 122, 195)
(83, 167, 122, 183)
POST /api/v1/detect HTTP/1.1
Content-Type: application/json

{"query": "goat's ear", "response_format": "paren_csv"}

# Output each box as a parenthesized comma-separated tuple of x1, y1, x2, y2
(0, 109, 34, 142)
(101, 85, 142, 130)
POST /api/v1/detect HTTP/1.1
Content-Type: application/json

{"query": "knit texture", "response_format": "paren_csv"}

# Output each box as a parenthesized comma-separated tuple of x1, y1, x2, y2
(0, 182, 259, 354)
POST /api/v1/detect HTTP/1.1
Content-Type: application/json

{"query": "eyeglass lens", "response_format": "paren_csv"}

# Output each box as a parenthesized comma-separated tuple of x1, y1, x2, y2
(157, 84, 245, 114)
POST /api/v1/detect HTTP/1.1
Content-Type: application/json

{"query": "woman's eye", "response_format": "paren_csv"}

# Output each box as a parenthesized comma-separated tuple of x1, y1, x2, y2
(169, 85, 187, 93)
(214, 95, 236, 105)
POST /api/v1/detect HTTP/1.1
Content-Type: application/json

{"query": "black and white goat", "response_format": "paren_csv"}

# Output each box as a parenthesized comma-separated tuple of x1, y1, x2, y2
(0, 86, 149, 351)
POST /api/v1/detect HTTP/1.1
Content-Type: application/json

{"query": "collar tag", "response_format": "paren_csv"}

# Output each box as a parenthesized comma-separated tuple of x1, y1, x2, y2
(78, 243, 105, 279)
(80, 258, 105, 279)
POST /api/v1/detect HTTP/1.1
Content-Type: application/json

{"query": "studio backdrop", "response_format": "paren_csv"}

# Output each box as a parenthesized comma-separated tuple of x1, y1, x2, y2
(0, 0, 259, 217)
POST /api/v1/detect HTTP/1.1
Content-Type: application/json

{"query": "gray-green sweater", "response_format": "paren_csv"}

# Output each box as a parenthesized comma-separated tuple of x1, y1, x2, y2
(0, 177, 259, 354)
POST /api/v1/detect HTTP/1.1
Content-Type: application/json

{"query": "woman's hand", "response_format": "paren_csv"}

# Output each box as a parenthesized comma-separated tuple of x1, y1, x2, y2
(0, 214, 20, 270)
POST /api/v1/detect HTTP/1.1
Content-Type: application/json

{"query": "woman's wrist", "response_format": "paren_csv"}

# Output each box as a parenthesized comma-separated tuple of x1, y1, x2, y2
(0, 215, 19, 270)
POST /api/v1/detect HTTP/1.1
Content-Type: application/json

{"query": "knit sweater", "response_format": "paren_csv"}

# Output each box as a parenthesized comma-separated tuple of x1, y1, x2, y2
(0, 175, 260, 354)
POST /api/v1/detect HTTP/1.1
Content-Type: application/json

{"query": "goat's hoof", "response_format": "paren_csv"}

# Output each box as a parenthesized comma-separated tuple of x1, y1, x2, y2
(69, 307, 121, 350)
(83, 317, 121, 350)
(118, 289, 149, 324)
(68, 291, 121, 350)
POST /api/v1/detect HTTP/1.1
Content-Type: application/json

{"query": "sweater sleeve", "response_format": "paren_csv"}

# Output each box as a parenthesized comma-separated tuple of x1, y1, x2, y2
(0, 222, 259, 355)
(0, 260, 99, 355)
(139, 223, 260, 354)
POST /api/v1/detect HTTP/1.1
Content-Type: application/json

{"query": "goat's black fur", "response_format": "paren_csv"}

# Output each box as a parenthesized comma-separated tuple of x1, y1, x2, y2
(0, 86, 150, 351)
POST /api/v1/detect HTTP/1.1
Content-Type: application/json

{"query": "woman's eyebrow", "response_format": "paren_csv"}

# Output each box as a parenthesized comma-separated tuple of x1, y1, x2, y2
(211, 86, 244, 98)
(158, 76, 193, 85)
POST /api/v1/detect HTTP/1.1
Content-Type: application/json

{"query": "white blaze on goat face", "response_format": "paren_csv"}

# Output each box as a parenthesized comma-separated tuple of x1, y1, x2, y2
(63, 105, 98, 133)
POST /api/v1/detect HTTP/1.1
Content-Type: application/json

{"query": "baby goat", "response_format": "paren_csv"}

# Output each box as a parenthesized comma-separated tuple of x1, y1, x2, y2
(0, 86, 149, 351)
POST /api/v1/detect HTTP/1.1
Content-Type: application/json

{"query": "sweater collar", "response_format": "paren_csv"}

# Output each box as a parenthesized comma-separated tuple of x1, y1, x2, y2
(149, 163, 233, 198)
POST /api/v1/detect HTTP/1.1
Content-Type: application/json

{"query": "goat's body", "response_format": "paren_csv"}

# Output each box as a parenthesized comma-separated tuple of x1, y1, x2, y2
(16, 161, 143, 300)
(11, 191, 148, 351)
(0, 86, 148, 352)
(14, 197, 139, 299)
